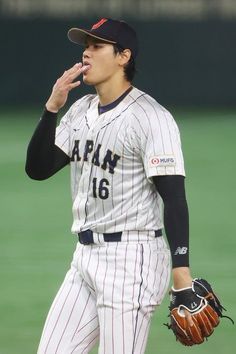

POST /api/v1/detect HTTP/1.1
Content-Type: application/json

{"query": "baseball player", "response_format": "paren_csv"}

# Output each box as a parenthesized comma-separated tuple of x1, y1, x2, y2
(26, 18, 193, 354)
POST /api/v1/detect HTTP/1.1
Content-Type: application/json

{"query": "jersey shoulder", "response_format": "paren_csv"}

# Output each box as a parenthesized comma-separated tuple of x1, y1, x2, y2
(128, 87, 174, 122)
(67, 94, 98, 121)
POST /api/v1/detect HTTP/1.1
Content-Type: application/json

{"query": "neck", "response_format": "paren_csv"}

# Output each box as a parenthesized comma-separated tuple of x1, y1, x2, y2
(95, 77, 131, 106)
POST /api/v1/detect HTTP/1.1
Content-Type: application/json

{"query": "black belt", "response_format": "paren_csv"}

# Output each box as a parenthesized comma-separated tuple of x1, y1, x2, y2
(78, 229, 162, 245)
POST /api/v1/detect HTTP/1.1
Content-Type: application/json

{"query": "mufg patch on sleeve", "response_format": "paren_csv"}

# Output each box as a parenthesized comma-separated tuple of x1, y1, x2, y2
(149, 155, 176, 167)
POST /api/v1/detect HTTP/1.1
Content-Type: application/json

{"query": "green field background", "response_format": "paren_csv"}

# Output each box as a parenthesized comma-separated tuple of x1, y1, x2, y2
(0, 108, 235, 353)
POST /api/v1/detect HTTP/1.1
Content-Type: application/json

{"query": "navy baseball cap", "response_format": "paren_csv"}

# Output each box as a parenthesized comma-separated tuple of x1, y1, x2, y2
(67, 18, 138, 59)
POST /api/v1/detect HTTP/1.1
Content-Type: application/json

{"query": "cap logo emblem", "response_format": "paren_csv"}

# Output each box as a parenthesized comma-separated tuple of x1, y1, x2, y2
(92, 18, 108, 30)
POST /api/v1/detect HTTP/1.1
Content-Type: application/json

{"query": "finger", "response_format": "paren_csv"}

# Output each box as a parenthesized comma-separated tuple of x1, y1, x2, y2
(68, 62, 83, 71)
(80, 64, 91, 73)
(62, 65, 87, 84)
(67, 80, 81, 91)
(62, 63, 83, 78)
(184, 310, 194, 327)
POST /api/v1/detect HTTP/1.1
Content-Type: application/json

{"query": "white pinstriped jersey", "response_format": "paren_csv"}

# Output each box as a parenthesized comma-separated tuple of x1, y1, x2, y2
(55, 87, 185, 234)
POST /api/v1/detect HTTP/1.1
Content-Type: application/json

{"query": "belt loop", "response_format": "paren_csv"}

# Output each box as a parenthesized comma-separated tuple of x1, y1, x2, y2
(155, 229, 162, 237)
(78, 229, 94, 244)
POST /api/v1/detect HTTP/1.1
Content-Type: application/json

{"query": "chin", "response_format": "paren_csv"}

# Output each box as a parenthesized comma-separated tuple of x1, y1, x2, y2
(83, 76, 97, 86)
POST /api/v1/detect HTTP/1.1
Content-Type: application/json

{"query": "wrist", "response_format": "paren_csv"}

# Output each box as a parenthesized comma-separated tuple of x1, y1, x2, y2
(42, 108, 58, 120)
(45, 101, 59, 113)
(172, 267, 192, 289)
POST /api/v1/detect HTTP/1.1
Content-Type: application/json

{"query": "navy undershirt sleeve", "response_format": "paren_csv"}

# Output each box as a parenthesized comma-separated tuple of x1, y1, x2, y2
(152, 175, 189, 268)
(25, 109, 70, 180)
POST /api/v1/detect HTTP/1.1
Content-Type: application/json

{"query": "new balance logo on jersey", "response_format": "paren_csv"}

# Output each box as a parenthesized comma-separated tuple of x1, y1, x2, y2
(174, 247, 188, 255)
(71, 139, 121, 174)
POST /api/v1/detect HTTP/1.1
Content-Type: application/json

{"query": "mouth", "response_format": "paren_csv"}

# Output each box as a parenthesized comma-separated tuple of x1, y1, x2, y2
(81, 61, 92, 73)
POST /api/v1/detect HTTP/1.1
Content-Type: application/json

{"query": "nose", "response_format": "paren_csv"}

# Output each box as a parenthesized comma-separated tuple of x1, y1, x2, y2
(83, 47, 91, 60)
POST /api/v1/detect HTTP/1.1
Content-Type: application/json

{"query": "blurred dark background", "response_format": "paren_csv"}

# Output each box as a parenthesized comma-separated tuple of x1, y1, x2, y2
(1, 0, 235, 108)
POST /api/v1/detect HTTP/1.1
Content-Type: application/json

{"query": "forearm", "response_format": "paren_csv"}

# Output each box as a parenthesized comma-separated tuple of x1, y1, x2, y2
(25, 63, 88, 180)
(163, 194, 189, 268)
(164, 195, 192, 287)
(25, 109, 69, 180)
(153, 175, 192, 287)
(164, 198, 192, 287)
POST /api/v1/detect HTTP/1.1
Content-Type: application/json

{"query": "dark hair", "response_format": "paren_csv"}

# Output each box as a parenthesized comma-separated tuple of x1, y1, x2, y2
(113, 45, 136, 82)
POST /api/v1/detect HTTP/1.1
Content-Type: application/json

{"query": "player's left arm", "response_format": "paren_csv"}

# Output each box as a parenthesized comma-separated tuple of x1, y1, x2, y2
(154, 175, 234, 343)
(135, 106, 192, 288)
(153, 175, 189, 268)
(153, 175, 193, 287)
(153, 174, 194, 324)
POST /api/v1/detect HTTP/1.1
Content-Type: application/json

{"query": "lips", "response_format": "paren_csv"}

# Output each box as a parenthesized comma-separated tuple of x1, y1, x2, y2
(81, 63, 92, 73)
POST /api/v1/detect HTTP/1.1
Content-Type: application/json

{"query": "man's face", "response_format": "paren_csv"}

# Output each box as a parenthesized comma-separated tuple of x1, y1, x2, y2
(82, 38, 121, 86)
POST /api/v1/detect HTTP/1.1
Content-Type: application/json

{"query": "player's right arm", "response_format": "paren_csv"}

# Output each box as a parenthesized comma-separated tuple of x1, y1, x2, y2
(25, 63, 86, 180)
(25, 109, 70, 180)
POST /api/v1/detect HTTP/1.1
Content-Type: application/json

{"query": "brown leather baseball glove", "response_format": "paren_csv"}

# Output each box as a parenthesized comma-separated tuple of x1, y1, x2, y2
(165, 278, 234, 346)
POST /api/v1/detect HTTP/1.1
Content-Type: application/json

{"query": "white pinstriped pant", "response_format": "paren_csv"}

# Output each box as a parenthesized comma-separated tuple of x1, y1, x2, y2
(37, 234, 170, 354)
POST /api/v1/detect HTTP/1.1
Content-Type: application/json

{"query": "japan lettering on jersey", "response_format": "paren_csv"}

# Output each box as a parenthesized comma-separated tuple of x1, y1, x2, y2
(55, 87, 185, 234)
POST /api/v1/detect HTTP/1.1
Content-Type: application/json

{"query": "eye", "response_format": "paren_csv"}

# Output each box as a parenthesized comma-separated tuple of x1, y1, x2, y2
(93, 43, 103, 49)
(84, 43, 104, 50)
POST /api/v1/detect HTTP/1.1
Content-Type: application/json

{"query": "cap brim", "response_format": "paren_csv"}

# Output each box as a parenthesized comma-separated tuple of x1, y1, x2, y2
(67, 28, 116, 45)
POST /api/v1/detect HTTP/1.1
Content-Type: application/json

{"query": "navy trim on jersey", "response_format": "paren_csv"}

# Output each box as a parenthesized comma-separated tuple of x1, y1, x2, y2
(98, 86, 133, 115)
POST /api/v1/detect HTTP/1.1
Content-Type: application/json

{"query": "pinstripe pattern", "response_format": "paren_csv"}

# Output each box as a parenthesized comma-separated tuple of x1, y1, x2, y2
(94, 238, 170, 354)
(38, 86, 186, 352)
(37, 245, 100, 353)
(55, 87, 185, 236)
(38, 237, 170, 353)
(132, 243, 144, 353)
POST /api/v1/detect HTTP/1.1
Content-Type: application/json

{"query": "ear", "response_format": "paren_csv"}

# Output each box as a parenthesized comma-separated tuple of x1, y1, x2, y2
(119, 49, 132, 66)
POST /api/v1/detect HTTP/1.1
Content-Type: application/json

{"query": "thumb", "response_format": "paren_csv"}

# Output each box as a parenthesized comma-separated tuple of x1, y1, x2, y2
(184, 309, 194, 327)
